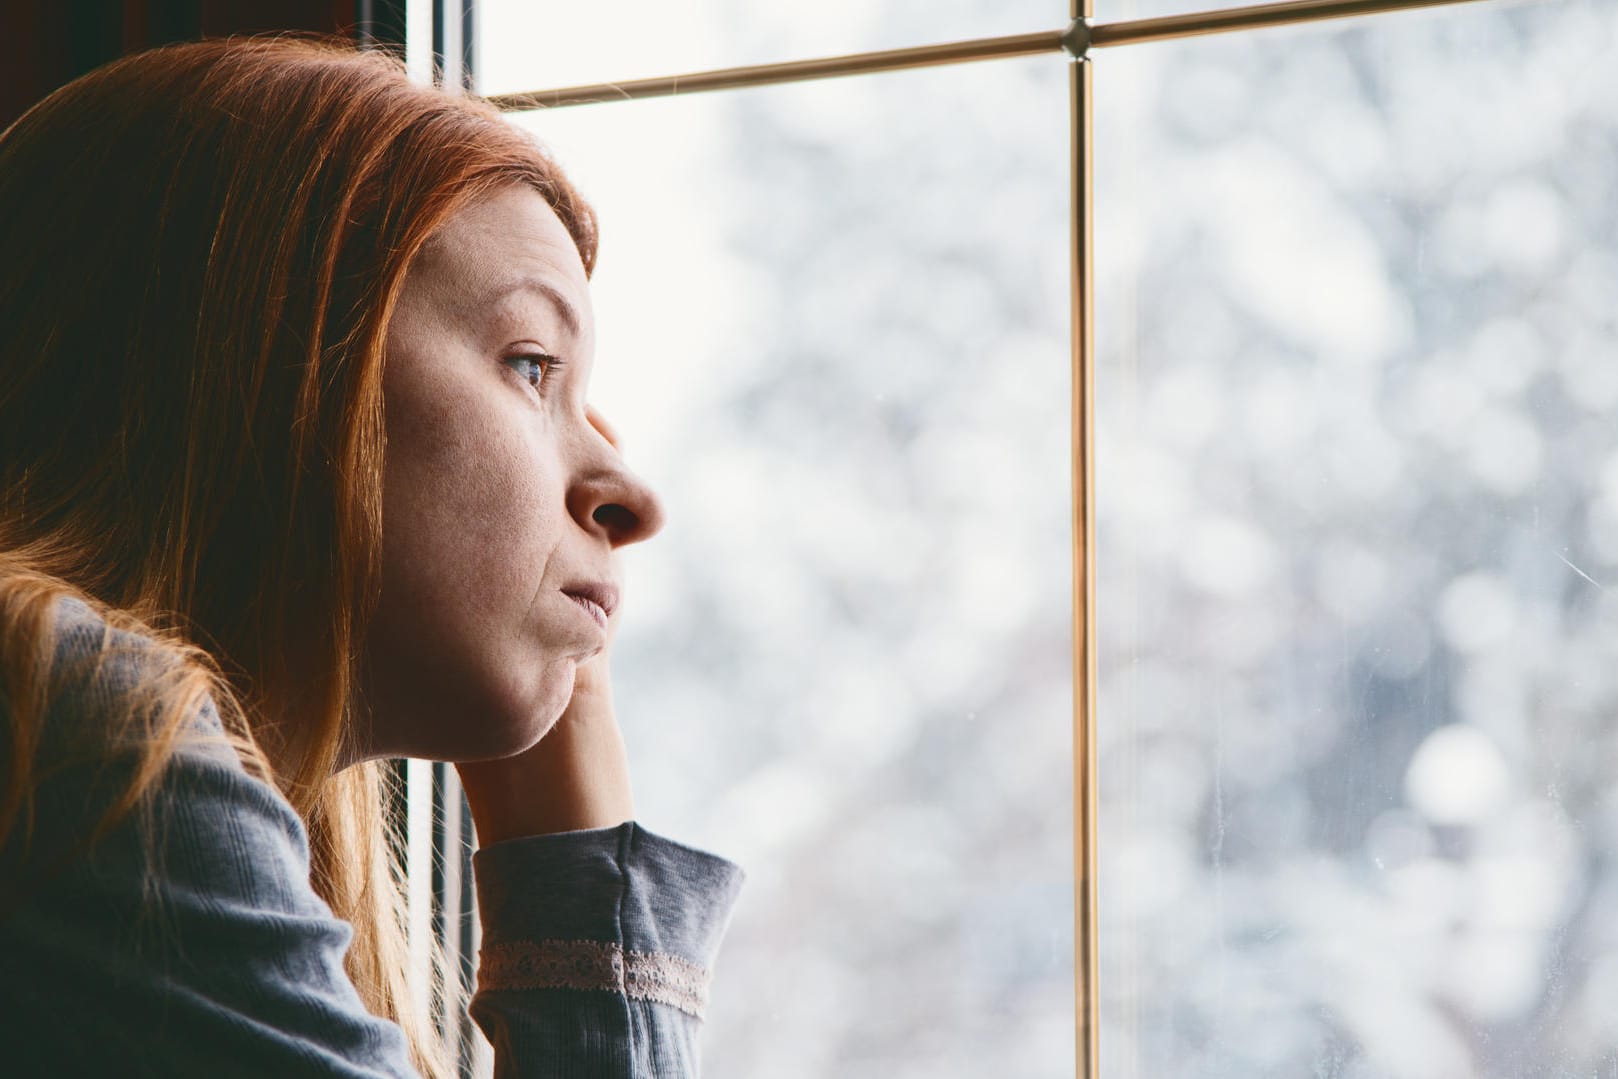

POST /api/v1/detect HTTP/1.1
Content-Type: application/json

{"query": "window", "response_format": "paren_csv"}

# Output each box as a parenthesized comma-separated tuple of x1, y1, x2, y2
(482, 32, 1076, 1079)
(390, 0, 1614, 1074)
(1099, 1, 1618, 1074)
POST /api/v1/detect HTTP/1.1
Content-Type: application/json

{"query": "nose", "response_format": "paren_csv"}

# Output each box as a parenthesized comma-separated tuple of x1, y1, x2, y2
(569, 406, 666, 547)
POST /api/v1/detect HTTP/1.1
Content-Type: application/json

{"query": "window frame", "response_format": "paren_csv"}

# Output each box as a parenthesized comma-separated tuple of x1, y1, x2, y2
(384, 2, 1503, 1073)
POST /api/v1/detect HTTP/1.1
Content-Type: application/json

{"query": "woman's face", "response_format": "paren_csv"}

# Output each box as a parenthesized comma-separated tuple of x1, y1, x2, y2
(355, 185, 665, 765)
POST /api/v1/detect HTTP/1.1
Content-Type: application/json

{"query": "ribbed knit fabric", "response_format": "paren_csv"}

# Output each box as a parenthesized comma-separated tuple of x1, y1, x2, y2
(0, 597, 744, 1077)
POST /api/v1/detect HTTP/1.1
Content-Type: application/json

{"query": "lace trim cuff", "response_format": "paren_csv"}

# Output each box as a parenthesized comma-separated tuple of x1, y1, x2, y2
(478, 939, 713, 1020)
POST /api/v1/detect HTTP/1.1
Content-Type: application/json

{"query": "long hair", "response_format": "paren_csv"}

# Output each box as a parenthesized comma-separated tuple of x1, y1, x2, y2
(0, 35, 599, 1077)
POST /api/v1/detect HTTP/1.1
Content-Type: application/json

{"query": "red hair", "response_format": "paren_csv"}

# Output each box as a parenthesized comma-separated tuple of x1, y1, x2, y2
(0, 35, 598, 1076)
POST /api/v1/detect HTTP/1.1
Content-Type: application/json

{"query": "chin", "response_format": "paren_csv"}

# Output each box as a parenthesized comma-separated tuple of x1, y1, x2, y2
(448, 662, 576, 762)
(358, 650, 578, 763)
(445, 720, 552, 762)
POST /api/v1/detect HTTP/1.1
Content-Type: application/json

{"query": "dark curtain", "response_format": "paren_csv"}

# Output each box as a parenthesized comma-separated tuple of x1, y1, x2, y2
(0, 0, 409, 130)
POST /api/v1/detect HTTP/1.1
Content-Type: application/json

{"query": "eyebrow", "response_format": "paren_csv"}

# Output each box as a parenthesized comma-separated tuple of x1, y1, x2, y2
(484, 276, 583, 340)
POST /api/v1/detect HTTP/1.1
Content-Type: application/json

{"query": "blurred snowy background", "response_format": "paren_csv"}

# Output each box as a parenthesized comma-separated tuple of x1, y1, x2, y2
(475, 0, 1618, 1076)
(1096, 1, 1618, 1077)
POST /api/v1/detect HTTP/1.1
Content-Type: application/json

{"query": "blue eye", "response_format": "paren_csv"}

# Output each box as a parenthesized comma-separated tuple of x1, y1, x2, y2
(505, 352, 565, 391)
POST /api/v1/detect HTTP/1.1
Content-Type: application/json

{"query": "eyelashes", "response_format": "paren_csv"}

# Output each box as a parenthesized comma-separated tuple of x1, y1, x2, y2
(504, 352, 566, 393)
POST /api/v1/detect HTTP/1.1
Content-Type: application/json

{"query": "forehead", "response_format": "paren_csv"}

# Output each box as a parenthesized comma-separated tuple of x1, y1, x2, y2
(411, 186, 592, 336)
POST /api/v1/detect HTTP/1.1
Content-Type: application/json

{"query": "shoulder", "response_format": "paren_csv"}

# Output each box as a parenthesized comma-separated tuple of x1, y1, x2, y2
(27, 592, 239, 763)
(5, 592, 295, 873)
(42, 592, 200, 711)
(0, 605, 417, 1077)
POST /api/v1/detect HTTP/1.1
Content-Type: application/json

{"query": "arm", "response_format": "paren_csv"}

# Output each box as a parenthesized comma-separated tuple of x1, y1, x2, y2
(2, 688, 742, 1079)
(467, 822, 745, 1079)
(3, 596, 743, 1079)
(456, 560, 746, 1078)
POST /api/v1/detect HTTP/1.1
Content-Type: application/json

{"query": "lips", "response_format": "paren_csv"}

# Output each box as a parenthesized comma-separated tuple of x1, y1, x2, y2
(561, 581, 619, 631)
(565, 591, 608, 630)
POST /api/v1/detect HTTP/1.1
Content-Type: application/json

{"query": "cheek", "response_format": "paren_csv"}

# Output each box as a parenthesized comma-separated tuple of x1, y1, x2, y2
(366, 377, 574, 756)
(381, 378, 561, 625)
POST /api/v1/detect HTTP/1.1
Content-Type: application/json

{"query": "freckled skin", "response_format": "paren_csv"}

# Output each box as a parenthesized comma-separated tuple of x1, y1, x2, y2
(353, 187, 665, 765)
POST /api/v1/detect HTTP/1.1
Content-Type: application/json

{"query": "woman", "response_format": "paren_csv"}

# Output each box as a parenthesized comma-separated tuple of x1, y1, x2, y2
(0, 34, 742, 1078)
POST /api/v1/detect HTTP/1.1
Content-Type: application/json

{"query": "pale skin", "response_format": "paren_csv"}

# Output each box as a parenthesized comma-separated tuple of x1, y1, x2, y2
(352, 184, 667, 844)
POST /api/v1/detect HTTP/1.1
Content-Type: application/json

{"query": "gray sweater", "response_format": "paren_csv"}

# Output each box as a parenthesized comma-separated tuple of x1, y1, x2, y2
(0, 597, 745, 1077)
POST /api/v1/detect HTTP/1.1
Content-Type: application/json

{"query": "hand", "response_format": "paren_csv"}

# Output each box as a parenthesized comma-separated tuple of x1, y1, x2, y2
(455, 562, 634, 846)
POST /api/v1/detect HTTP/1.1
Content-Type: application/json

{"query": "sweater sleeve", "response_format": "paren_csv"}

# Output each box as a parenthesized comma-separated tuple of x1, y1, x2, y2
(0, 599, 745, 1078)
(468, 823, 746, 1078)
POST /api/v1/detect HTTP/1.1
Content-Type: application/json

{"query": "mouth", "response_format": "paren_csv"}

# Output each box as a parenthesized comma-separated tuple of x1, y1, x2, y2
(559, 582, 614, 634)
(565, 591, 607, 629)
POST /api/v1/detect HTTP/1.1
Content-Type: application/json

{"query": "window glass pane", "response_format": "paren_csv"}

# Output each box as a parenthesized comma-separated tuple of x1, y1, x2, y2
(475, 1, 1060, 98)
(1097, 2, 1618, 1074)
(500, 57, 1075, 1076)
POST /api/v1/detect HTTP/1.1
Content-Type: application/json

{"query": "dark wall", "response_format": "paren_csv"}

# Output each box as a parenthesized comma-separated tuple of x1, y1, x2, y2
(0, 1, 409, 131)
